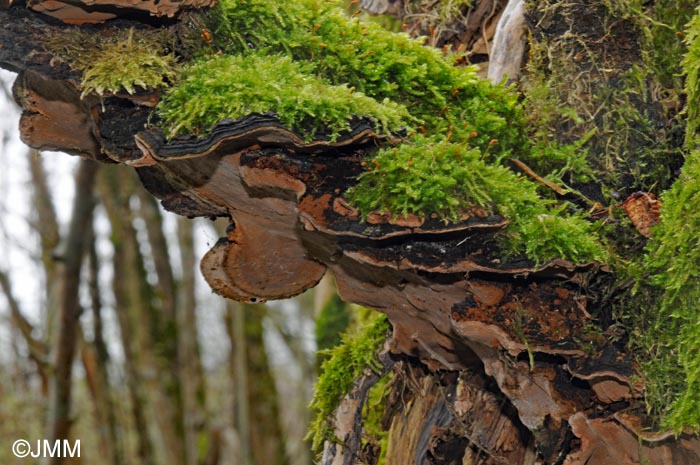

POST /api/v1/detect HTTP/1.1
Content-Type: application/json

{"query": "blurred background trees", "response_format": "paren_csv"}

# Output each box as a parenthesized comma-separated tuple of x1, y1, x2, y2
(0, 70, 351, 465)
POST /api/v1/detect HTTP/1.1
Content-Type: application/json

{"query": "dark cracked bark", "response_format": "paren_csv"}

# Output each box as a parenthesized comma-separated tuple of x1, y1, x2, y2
(1, 3, 699, 464)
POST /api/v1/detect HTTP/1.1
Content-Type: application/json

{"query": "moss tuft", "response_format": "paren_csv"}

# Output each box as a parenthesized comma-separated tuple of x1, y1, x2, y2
(347, 136, 605, 263)
(50, 27, 177, 97)
(649, 0, 697, 90)
(633, 4, 700, 432)
(307, 309, 390, 452)
(158, 54, 409, 139)
(640, 149, 700, 432)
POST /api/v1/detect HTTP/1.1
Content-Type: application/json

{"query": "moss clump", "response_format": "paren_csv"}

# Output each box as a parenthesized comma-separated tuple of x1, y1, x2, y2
(158, 54, 409, 139)
(347, 136, 604, 263)
(649, 0, 697, 90)
(50, 28, 177, 97)
(361, 373, 392, 464)
(636, 6, 700, 432)
(524, 0, 685, 194)
(640, 149, 700, 432)
(307, 309, 390, 452)
(684, 8, 700, 146)
(156, 0, 604, 263)
(162, 0, 526, 155)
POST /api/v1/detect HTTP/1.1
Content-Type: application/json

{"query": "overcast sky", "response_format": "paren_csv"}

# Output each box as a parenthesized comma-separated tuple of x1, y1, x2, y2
(1, 70, 79, 321)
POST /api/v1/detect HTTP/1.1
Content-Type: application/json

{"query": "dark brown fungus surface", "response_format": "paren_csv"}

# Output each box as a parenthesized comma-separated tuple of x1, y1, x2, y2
(27, 0, 214, 24)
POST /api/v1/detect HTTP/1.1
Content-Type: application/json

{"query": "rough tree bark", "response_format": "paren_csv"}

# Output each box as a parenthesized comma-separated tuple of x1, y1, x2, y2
(1, 1, 699, 465)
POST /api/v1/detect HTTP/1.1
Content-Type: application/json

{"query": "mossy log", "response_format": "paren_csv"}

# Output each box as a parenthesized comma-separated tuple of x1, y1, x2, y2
(1, 2, 700, 464)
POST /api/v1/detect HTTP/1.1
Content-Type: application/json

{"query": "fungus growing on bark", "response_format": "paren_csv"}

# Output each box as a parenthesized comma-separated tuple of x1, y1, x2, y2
(2, 0, 700, 462)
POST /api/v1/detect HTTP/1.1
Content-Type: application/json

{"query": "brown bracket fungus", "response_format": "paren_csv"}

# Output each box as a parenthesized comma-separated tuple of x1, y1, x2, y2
(27, 0, 213, 24)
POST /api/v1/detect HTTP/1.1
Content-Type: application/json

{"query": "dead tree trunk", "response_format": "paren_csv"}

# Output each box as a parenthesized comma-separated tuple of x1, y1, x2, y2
(1, 1, 699, 464)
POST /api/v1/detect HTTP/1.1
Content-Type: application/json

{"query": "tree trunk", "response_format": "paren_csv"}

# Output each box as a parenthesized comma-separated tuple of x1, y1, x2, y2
(243, 304, 287, 465)
(80, 232, 124, 465)
(224, 300, 253, 465)
(98, 165, 186, 465)
(176, 216, 209, 465)
(2, 1, 700, 464)
(45, 159, 98, 465)
(27, 150, 62, 349)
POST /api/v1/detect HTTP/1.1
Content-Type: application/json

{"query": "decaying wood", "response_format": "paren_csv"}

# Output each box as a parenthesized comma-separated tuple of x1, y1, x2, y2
(1, 4, 700, 465)
(384, 361, 533, 465)
(361, 0, 507, 69)
(321, 351, 394, 465)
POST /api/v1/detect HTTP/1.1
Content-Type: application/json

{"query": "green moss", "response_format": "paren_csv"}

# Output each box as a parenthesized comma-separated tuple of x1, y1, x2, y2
(158, 54, 409, 139)
(362, 373, 392, 464)
(640, 149, 700, 432)
(348, 137, 508, 220)
(684, 7, 700, 146)
(649, 0, 696, 90)
(161, 0, 526, 153)
(399, 0, 476, 47)
(50, 28, 177, 97)
(307, 309, 390, 452)
(154, 0, 605, 263)
(633, 5, 700, 432)
(524, 0, 685, 194)
(347, 136, 604, 263)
